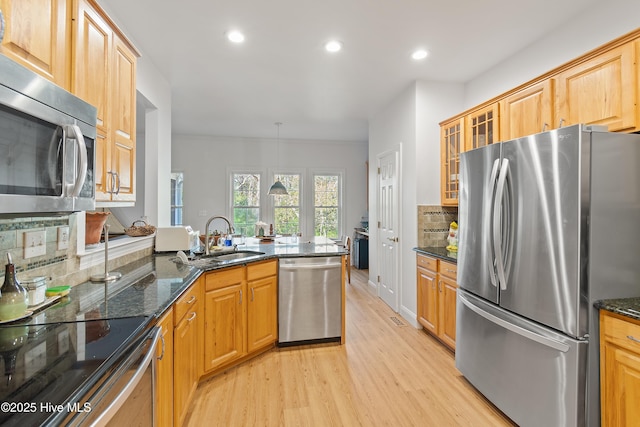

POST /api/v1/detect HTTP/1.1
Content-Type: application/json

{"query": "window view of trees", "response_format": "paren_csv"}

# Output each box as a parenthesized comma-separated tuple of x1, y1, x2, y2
(170, 172, 184, 226)
(232, 173, 260, 236)
(314, 174, 340, 238)
(273, 174, 301, 235)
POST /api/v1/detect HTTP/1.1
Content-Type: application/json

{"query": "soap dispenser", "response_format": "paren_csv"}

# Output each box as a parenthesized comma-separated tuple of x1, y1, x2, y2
(0, 254, 29, 321)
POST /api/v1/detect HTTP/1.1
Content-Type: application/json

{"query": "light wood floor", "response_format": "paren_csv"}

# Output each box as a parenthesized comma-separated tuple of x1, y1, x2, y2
(185, 268, 516, 427)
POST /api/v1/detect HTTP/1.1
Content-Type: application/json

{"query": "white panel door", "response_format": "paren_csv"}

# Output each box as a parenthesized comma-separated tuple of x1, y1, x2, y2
(377, 149, 399, 311)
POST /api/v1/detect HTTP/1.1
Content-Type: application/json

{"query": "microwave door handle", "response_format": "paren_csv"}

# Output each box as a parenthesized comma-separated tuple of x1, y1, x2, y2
(487, 158, 500, 288)
(64, 125, 88, 197)
(492, 158, 509, 291)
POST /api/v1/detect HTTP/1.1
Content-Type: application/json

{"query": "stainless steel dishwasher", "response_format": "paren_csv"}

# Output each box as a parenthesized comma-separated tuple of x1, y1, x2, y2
(278, 256, 342, 345)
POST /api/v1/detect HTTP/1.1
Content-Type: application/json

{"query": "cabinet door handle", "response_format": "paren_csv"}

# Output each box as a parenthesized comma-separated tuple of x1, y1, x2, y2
(187, 312, 197, 322)
(251, 288, 255, 302)
(239, 290, 243, 305)
(438, 281, 442, 292)
(186, 295, 196, 304)
(542, 123, 548, 132)
(628, 335, 640, 344)
(157, 333, 166, 361)
(559, 118, 565, 128)
(431, 278, 436, 290)
(114, 172, 121, 195)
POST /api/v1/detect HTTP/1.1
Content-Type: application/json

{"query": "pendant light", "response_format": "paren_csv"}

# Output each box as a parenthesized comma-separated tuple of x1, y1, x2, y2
(268, 122, 289, 195)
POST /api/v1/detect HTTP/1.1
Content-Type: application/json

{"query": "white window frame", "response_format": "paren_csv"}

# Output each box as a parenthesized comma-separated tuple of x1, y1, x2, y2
(229, 169, 263, 236)
(310, 169, 345, 239)
(269, 169, 304, 235)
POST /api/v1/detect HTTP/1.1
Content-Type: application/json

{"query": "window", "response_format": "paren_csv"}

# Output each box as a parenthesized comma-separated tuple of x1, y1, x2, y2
(170, 172, 183, 226)
(232, 173, 261, 236)
(314, 174, 340, 239)
(273, 173, 301, 235)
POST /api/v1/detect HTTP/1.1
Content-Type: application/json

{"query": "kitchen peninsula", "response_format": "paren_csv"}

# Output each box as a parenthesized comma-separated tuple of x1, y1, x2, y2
(0, 237, 346, 426)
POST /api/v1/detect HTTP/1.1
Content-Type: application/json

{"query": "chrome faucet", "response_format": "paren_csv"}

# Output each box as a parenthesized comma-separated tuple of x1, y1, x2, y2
(204, 215, 235, 255)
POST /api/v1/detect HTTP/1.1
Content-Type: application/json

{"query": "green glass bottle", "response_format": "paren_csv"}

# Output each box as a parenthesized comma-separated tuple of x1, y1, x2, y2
(0, 254, 28, 321)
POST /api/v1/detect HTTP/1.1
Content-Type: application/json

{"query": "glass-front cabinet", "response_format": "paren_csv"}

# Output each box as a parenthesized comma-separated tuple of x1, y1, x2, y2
(440, 118, 464, 206)
(465, 103, 499, 151)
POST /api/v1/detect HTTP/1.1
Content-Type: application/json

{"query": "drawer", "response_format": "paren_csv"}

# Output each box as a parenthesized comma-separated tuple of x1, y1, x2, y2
(439, 261, 457, 280)
(247, 259, 277, 281)
(205, 266, 245, 291)
(601, 311, 640, 353)
(174, 283, 199, 323)
(417, 254, 437, 272)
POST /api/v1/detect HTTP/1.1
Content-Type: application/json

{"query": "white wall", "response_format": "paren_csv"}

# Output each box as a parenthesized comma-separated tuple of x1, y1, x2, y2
(368, 83, 416, 321)
(171, 134, 368, 237)
(466, 0, 640, 108)
(371, 7, 640, 326)
(369, 82, 464, 326)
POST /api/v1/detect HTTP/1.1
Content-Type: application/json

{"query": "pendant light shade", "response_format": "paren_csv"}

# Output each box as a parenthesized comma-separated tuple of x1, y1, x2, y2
(268, 180, 288, 195)
(270, 122, 288, 196)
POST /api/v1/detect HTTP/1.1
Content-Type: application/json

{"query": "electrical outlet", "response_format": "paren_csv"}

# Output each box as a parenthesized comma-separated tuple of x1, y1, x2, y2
(57, 226, 70, 250)
(24, 230, 46, 258)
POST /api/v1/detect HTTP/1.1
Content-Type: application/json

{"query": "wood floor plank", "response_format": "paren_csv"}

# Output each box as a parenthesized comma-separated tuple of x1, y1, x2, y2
(184, 268, 516, 427)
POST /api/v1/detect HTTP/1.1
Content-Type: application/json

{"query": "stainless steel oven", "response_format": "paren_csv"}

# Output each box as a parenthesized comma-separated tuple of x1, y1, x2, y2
(66, 326, 162, 427)
(0, 54, 97, 214)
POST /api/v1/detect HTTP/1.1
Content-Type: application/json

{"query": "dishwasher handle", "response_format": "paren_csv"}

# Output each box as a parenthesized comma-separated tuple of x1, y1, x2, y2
(279, 260, 343, 270)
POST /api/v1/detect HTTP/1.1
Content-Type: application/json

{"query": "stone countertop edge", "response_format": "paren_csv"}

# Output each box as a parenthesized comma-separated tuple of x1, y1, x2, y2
(413, 247, 457, 264)
(594, 297, 640, 322)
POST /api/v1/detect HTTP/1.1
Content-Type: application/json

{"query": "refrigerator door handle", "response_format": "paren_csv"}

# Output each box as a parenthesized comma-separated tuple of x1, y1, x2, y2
(492, 158, 509, 291)
(459, 292, 570, 353)
(487, 158, 501, 288)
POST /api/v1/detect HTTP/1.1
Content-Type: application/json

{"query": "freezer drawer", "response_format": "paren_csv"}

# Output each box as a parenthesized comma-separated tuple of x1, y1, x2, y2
(455, 290, 588, 427)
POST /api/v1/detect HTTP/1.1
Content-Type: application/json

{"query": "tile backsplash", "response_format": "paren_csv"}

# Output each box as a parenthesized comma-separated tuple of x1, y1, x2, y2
(417, 205, 458, 247)
(0, 213, 151, 287)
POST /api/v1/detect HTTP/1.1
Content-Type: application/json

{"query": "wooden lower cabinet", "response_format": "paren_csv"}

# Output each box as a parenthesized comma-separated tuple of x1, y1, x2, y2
(204, 277, 246, 371)
(173, 278, 202, 427)
(417, 261, 438, 335)
(203, 260, 278, 374)
(416, 254, 458, 351)
(155, 308, 174, 426)
(156, 262, 278, 425)
(600, 311, 640, 427)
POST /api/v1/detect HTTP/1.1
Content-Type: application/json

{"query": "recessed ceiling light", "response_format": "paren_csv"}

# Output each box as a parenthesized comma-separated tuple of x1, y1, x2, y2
(412, 49, 428, 60)
(226, 30, 245, 43)
(325, 40, 343, 53)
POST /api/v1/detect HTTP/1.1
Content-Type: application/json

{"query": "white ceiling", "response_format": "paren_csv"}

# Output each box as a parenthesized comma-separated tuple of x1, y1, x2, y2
(101, 0, 599, 141)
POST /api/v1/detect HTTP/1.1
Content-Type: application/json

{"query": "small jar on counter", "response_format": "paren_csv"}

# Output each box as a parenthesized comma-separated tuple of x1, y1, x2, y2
(21, 276, 47, 307)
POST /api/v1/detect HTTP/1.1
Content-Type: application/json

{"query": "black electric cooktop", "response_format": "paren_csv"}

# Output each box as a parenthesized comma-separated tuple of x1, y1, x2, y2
(0, 316, 148, 426)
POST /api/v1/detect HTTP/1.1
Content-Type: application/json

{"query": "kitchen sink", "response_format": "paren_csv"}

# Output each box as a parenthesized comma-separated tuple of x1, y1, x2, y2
(211, 251, 265, 261)
(193, 250, 266, 265)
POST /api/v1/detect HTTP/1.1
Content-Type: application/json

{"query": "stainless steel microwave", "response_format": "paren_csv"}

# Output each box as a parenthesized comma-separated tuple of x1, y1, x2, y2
(0, 54, 97, 214)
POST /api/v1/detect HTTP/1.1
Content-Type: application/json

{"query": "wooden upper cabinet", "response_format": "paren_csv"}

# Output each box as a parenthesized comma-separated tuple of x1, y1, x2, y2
(555, 42, 636, 132)
(0, 0, 71, 89)
(73, 0, 111, 200)
(500, 79, 554, 141)
(465, 103, 499, 151)
(110, 36, 136, 202)
(440, 118, 464, 206)
(72, 0, 138, 204)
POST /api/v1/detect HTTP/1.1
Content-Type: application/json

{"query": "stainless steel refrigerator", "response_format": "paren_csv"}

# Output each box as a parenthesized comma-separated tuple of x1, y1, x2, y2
(456, 124, 640, 427)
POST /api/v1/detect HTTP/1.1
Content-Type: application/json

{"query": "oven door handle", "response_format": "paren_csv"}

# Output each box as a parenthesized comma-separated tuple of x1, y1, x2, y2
(89, 327, 161, 426)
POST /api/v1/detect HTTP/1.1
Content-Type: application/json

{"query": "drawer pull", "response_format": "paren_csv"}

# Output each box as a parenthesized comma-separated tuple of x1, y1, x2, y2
(627, 335, 640, 344)
(187, 312, 197, 322)
(186, 295, 196, 304)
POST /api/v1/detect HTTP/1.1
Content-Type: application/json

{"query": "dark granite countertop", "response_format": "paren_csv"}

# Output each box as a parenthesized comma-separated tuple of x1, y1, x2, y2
(0, 236, 346, 424)
(413, 246, 457, 264)
(594, 297, 640, 322)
